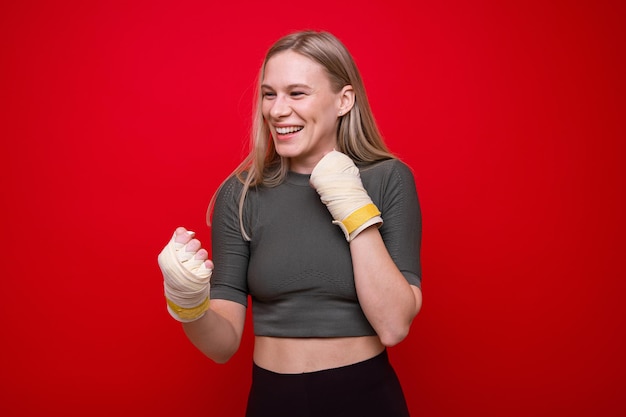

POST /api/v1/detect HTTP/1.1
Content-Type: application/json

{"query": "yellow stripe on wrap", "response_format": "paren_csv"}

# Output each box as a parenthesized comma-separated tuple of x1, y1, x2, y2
(341, 203, 381, 234)
(166, 297, 210, 321)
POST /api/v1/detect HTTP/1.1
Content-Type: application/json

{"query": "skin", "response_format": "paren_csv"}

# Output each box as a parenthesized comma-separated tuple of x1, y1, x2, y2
(261, 50, 354, 173)
(175, 51, 422, 373)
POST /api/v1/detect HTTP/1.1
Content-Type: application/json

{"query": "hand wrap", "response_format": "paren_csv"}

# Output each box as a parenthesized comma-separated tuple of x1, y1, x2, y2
(157, 233, 212, 322)
(310, 150, 383, 241)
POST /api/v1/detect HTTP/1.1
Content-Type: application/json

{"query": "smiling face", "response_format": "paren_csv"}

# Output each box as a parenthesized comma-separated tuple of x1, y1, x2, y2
(261, 51, 354, 174)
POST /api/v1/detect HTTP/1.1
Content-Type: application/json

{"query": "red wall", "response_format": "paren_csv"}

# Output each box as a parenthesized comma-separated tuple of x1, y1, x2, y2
(2, 1, 624, 416)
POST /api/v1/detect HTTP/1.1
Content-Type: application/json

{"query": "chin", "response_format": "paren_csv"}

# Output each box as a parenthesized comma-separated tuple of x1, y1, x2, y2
(274, 143, 301, 158)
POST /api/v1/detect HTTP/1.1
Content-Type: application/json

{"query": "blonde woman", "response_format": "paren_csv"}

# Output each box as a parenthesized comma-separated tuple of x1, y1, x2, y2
(158, 30, 422, 416)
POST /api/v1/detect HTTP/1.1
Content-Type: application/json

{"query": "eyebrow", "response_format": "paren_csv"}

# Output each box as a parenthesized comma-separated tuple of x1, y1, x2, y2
(260, 83, 312, 90)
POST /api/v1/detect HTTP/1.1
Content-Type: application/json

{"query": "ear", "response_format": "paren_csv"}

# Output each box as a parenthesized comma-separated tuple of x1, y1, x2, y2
(338, 85, 355, 116)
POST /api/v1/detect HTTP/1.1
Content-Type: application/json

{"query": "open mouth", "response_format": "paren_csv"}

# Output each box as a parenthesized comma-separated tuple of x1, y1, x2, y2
(275, 126, 304, 135)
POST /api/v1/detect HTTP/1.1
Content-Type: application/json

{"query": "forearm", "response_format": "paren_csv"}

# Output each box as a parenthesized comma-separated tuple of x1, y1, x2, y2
(309, 151, 422, 344)
(350, 226, 422, 347)
(181, 300, 245, 364)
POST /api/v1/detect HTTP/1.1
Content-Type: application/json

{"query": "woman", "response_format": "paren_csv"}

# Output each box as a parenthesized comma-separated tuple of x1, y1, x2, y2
(158, 30, 422, 416)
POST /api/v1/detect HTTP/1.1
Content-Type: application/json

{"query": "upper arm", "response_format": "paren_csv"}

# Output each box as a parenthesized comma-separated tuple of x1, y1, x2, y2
(207, 178, 250, 349)
(210, 177, 251, 306)
(210, 298, 247, 342)
(375, 161, 423, 288)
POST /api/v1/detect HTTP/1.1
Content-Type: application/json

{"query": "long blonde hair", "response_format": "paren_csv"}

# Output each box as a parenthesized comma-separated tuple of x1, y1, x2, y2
(208, 30, 395, 240)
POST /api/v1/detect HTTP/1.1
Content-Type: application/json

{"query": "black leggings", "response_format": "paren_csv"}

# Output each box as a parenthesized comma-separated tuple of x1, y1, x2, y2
(245, 350, 410, 417)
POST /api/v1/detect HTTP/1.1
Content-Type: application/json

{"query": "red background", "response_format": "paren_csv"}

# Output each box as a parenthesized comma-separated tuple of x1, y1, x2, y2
(2, 1, 625, 416)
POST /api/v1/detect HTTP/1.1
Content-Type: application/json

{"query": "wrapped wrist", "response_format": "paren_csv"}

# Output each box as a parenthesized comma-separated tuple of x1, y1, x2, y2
(165, 296, 210, 323)
(333, 202, 383, 241)
(310, 151, 383, 242)
(158, 235, 212, 322)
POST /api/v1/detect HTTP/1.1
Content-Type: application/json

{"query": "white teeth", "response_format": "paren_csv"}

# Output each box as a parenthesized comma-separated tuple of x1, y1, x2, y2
(276, 126, 303, 134)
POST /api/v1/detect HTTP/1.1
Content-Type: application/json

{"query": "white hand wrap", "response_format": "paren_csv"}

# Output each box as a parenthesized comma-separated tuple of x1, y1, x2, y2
(157, 234, 212, 322)
(310, 151, 383, 241)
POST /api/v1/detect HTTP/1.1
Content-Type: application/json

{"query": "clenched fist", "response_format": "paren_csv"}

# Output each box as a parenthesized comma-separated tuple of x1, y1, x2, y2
(310, 151, 383, 242)
(158, 227, 213, 322)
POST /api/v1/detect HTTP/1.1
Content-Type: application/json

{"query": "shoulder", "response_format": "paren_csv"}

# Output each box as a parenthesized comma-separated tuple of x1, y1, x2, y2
(212, 174, 246, 218)
(360, 158, 417, 188)
(215, 174, 245, 200)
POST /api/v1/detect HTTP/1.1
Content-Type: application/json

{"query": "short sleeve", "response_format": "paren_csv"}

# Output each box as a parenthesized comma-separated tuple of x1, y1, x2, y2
(209, 176, 250, 306)
(365, 160, 422, 288)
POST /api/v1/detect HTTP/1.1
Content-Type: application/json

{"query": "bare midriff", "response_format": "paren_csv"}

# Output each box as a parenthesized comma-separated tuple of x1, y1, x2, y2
(253, 335, 385, 374)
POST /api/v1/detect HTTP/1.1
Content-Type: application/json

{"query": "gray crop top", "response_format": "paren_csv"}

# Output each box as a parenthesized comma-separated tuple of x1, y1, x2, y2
(210, 158, 422, 338)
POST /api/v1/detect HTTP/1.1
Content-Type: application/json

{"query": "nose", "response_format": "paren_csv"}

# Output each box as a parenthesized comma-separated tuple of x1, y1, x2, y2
(269, 95, 291, 119)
